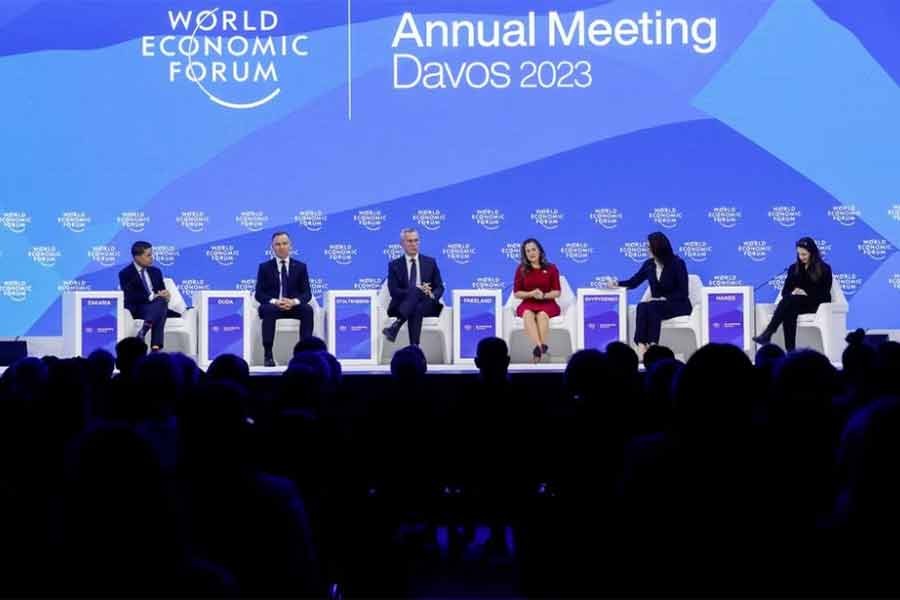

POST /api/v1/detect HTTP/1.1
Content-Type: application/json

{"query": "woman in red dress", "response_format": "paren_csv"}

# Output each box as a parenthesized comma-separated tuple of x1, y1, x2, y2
(514, 238, 562, 363)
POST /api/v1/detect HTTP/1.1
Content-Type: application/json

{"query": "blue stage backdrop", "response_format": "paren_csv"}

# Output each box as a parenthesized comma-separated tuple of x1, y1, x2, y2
(1, 0, 898, 336)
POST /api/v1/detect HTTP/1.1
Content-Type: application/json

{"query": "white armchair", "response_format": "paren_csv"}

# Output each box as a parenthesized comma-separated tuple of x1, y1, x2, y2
(124, 277, 198, 357)
(377, 282, 452, 364)
(503, 275, 577, 363)
(754, 279, 848, 363)
(628, 274, 704, 361)
(250, 295, 325, 366)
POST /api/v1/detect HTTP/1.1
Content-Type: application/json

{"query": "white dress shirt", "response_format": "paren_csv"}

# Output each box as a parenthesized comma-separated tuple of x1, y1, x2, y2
(272, 257, 300, 305)
(133, 262, 153, 302)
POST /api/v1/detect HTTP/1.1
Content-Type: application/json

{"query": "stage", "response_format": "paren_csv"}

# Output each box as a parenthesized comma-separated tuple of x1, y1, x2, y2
(248, 362, 569, 376)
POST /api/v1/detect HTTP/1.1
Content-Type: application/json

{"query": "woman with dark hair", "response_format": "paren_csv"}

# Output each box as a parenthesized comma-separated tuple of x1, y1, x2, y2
(753, 237, 833, 352)
(514, 238, 562, 362)
(607, 232, 691, 357)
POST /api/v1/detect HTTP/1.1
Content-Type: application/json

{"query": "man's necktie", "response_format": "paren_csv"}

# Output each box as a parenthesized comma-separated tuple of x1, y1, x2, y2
(280, 260, 289, 298)
(409, 258, 418, 290)
(139, 268, 151, 296)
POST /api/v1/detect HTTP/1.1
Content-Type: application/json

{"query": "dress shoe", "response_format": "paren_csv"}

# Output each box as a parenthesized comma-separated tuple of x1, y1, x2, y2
(382, 322, 400, 343)
(264, 356, 277, 368)
(752, 333, 771, 345)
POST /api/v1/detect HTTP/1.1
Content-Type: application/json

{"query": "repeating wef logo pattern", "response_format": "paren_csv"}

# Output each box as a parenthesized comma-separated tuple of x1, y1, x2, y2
(88, 245, 120, 267)
(890, 274, 900, 291)
(207, 244, 239, 266)
(707, 274, 744, 287)
(57, 279, 91, 293)
(1, 211, 30, 234)
(177, 210, 209, 232)
(768, 205, 802, 228)
(770, 272, 788, 292)
(28, 245, 62, 267)
(501, 242, 521, 262)
(815, 238, 832, 258)
(58, 211, 91, 233)
(295, 210, 327, 232)
(835, 273, 863, 296)
(530, 208, 564, 230)
(354, 209, 388, 231)
(235, 210, 269, 232)
(679, 241, 712, 263)
(353, 277, 383, 290)
(889, 205, 900, 222)
(620, 241, 649, 263)
(708, 206, 741, 228)
(472, 209, 504, 231)
(738, 240, 772, 262)
(235, 278, 257, 292)
(324, 243, 357, 265)
(117, 211, 151, 232)
(413, 209, 446, 231)
(560, 242, 593, 264)
(828, 205, 861, 227)
(154, 245, 180, 267)
(472, 276, 503, 290)
(179, 279, 211, 298)
(858, 238, 891, 261)
(1, 280, 32, 302)
(383, 243, 403, 261)
(649, 207, 683, 229)
(310, 277, 329, 298)
(443, 243, 476, 265)
(589, 208, 623, 230)
(589, 275, 616, 289)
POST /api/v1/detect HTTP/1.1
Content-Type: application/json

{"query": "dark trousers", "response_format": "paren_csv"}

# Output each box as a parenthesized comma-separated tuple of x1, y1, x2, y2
(389, 290, 441, 345)
(132, 297, 169, 349)
(634, 299, 692, 345)
(259, 302, 314, 353)
(765, 295, 819, 351)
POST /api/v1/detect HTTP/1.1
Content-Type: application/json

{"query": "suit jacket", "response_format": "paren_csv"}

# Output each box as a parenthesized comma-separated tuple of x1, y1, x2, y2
(255, 258, 312, 306)
(119, 263, 166, 315)
(387, 254, 444, 316)
(619, 257, 691, 306)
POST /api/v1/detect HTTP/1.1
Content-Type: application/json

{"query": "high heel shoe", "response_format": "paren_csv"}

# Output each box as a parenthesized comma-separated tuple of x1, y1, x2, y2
(541, 344, 548, 354)
(532, 345, 542, 363)
(752, 332, 772, 345)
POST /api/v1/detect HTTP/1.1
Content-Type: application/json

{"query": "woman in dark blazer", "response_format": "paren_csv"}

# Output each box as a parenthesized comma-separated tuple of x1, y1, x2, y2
(753, 237, 833, 352)
(608, 232, 692, 356)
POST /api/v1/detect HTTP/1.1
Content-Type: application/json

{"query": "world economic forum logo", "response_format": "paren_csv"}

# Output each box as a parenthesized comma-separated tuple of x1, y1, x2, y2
(620, 241, 649, 263)
(325, 243, 357, 265)
(679, 241, 712, 263)
(234, 278, 256, 292)
(707, 274, 744, 287)
(589, 208, 623, 230)
(770, 272, 788, 292)
(828, 204, 861, 227)
(858, 238, 892, 261)
(738, 240, 772, 262)
(708, 206, 741, 228)
(890, 273, 900, 291)
(236, 210, 269, 232)
(180, 279, 211, 297)
(58, 211, 91, 233)
(57, 279, 92, 293)
(471, 276, 503, 290)
(295, 210, 327, 232)
(354, 209, 388, 232)
(413, 209, 446, 231)
(177, 210, 209, 232)
(1, 280, 31, 302)
(501, 242, 521, 262)
(443, 243, 476, 265)
(815, 238, 832, 259)
(1, 211, 30, 234)
(589, 275, 617, 289)
(768, 205, 802, 228)
(560, 242, 593, 264)
(117, 211, 151, 232)
(383, 243, 404, 261)
(835, 273, 863, 297)
(310, 277, 329, 298)
(154, 245, 180, 267)
(28, 245, 62, 268)
(207, 244, 239, 266)
(649, 207, 682, 229)
(88, 245, 121, 267)
(889, 205, 900, 222)
(530, 208, 564, 230)
(140, 8, 310, 110)
(471, 209, 504, 231)
(353, 277, 382, 290)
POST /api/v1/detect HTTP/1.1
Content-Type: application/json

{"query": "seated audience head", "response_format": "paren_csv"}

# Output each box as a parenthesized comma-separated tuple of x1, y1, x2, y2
(294, 336, 327, 355)
(115, 337, 147, 376)
(842, 328, 877, 395)
(564, 349, 608, 402)
(643, 357, 683, 430)
(754, 343, 785, 369)
(390, 345, 427, 383)
(133, 352, 181, 421)
(474, 337, 510, 382)
(770, 349, 839, 428)
(207, 353, 250, 387)
(606, 341, 639, 375)
(87, 349, 115, 383)
(643, 344, 675, 369)
(876, 340, 900, 397)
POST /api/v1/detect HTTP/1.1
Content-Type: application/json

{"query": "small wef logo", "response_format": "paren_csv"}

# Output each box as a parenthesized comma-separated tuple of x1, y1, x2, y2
(530, 208, 564, 230)
(649, 207, 682, 229)
(154, 245, 180, 267)
(858, 239, 892, 261)
(738, 240, 772, 262)
(236, 210, 269, 232)
(815, 239, 832, 259)
(325, 244, 357, 265)
(890, 274, 900, 291)
(353, 277, 383, 290)
(88, 245, 121, 267)
(295, 210, 327, 232)
(560, 242, 593, 264)
(310, 277, 329, 298)
(28, 245, 61, 268)
(828, 204, 861, 227)
(117, 211, 151, 232)
(835, 273, 862, 296)
(471, 209, 504, 231)
(768, 205, 802, 228)
(1, 211, 30, 234)
(235, 278, 257, 292)
(707, 274, 744, 287)
(708, 206, 741, 228)
(177, 210, 209, 232)
(679, 241, 712, 263)
(140, 8, 310, 110)
(57, 280, 92, 293)
(770, 272, 788, 293)
(501, 242, 521, 262)
(889, 205, 900, 222)
(589, 275, 617, 289)
(413, 209, 446, 231)
(354, 209, 388, 232)
(1, 280, 32, 303)
(620, 241, 649, 263)
(589, 208, 623, 230)
(443, 243, 476, 265)
(471, 276, 503, 290)
(180, 279, 211, 298)
(383, 243, 404, 261)
(207, 244, 239, 266)
(58, 211, 91, 233)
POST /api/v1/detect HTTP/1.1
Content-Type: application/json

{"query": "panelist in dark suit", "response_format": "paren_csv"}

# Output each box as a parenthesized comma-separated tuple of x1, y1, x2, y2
(753, 236, 833, 352)
(255, 231, 313, 367)
(608, 232, 692, 357)
(382, 228, 444, 347)
(118, 241, 172, 352)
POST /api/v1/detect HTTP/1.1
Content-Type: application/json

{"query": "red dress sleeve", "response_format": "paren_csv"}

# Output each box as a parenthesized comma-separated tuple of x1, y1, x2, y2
(514, 265, 525, 293)
(550, 264, 561, 293)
